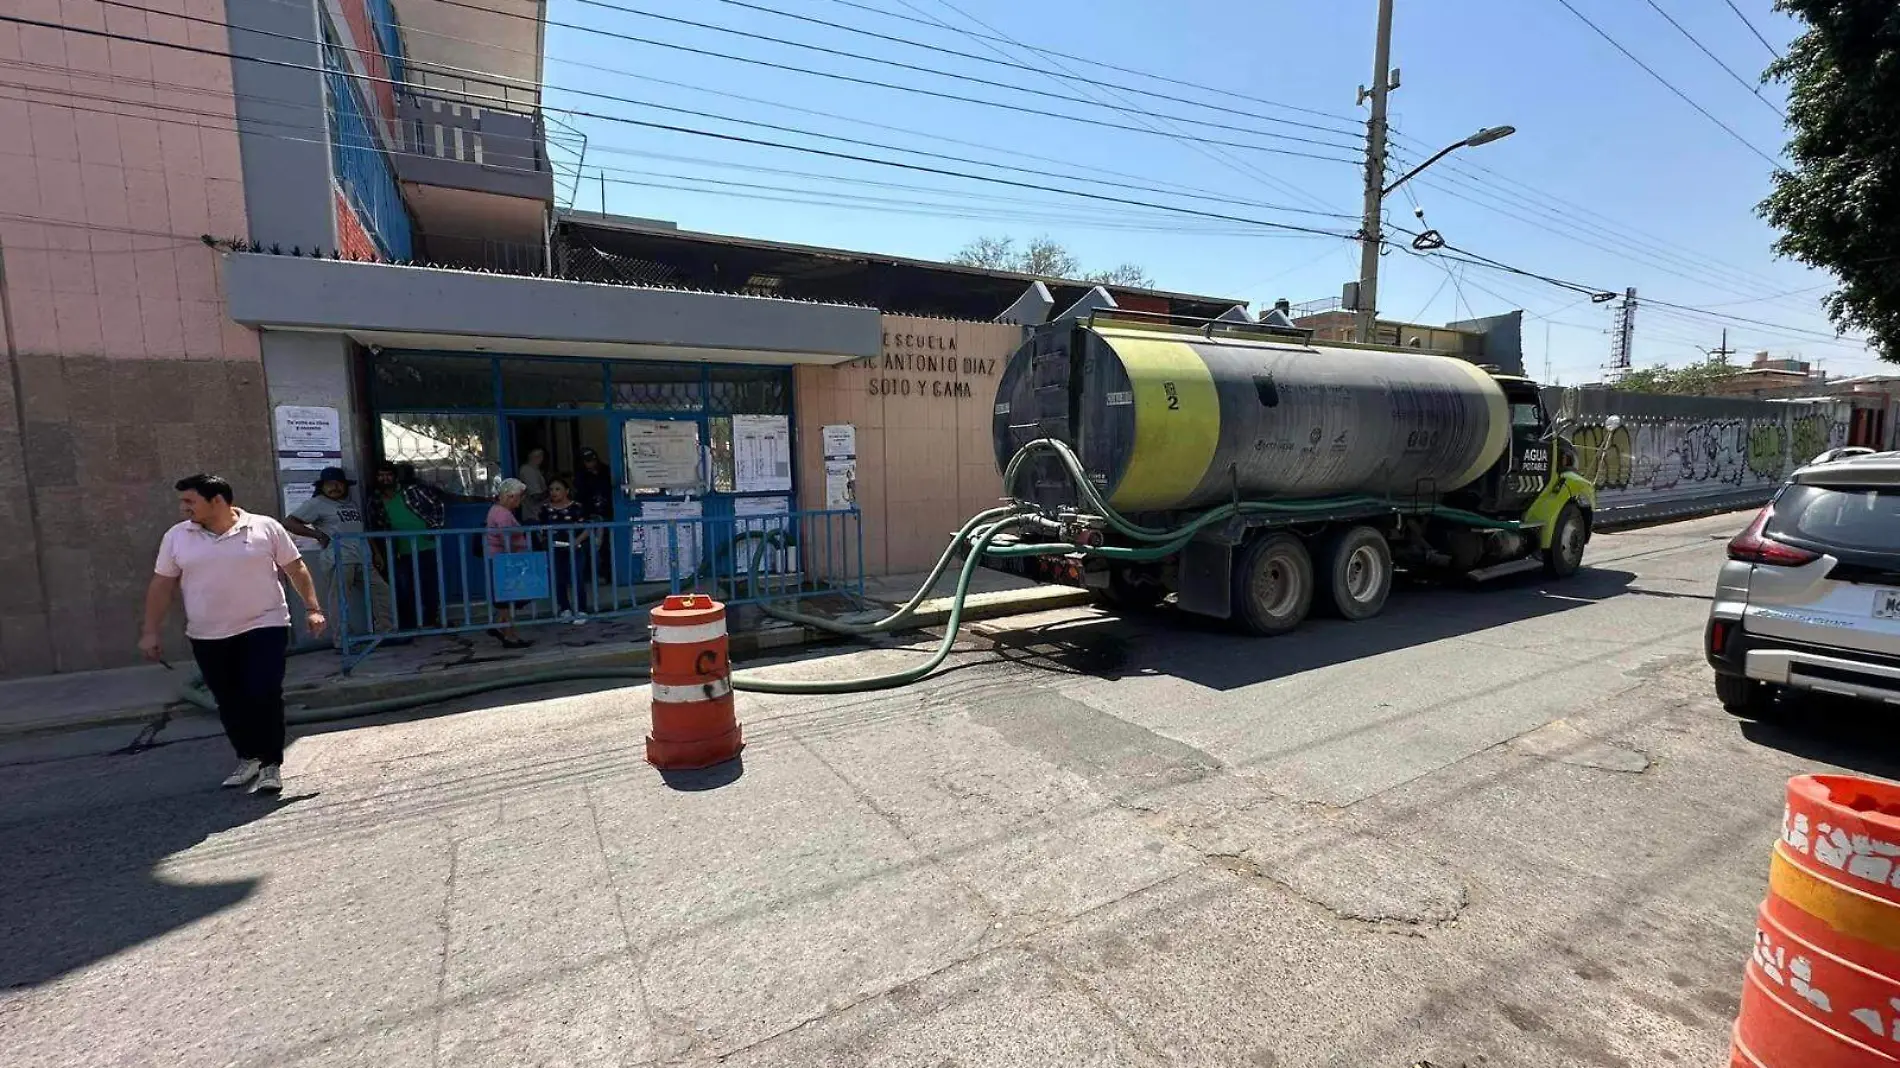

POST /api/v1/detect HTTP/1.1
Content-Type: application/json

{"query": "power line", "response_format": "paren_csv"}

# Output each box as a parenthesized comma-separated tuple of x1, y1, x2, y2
(1639, 0, 1783, 119)
(683, 0, 1361, 140)
(889, 0, 1336, 213)
(1548, 0, 1781, 166)
(1722, 0, 1784, 61)
(0, 14, 1360, 242)
(74, 4, 1359, 223)
(417, 0, 1368, 156)
(802, 0, 1360, 126)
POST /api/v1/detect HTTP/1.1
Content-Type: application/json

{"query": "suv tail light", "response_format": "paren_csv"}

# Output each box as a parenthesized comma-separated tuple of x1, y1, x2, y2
(1727, 505, 1821, 566)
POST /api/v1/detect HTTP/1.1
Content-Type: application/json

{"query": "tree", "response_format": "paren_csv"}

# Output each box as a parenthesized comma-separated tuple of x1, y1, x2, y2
(950, 235, 1153, 288)
(1611, 358, 1741, 394)
(1758, 0, 1900, 362)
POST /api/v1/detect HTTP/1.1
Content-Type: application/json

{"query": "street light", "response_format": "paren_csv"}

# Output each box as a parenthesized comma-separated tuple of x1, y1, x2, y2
(1383, 126, 1515, 198)
(1355, 122, 1515, 342)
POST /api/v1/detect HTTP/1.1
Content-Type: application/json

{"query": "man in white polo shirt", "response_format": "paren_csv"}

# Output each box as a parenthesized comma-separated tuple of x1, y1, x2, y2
(139, 473, 327, 794)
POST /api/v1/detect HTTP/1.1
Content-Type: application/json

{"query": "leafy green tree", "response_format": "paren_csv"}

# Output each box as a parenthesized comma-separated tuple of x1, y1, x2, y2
(1758, 0, 1900, 362)
(1612, 358, 1742, 394)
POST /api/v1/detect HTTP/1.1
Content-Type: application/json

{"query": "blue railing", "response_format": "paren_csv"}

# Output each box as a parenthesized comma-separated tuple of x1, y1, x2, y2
(324, 508, 864, 670)
(324, 55, 413, 260)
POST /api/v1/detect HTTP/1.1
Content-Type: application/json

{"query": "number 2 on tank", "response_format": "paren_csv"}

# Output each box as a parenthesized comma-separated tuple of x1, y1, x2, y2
(1163, 381, 1179, 410)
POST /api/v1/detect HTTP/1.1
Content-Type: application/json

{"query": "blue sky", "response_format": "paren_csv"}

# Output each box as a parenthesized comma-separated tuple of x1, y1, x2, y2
(539, 0, 1878, 383)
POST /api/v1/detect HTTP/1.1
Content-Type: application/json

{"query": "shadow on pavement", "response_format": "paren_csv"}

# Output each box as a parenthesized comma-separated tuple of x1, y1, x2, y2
(979, 567, 1643, 691)
(1738, 694, 1900, 782)
(0, 777, 309, 989)
(658, 754, 746, 792)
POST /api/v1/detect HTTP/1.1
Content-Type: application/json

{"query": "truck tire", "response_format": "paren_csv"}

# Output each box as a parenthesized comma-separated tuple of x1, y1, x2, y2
(1315, 525, 1393, 621)
(1103, 563, 1165, 611)
(1543, 502, 1588, 578)
(1232, 533, 1313, 636)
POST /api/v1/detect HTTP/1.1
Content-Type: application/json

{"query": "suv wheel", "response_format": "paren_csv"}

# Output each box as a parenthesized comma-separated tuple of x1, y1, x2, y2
(1715, 673, 1781, 719)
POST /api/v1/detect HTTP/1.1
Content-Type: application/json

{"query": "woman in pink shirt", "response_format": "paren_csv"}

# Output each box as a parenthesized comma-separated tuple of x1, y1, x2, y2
(485, 479, 534, 649)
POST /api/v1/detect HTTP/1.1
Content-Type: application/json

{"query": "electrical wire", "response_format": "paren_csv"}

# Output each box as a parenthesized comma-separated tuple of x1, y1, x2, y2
(1548, 0, 1781, 167)
(0, 81, 1338, 245)
(1638, 0, 1784, 119)
(145, 0, 1349, 219)
(0, 14, 1360, 242)
(673, 0, 1362, 140)
(803, 0, 1361, 126)
(408, 0, 1365, 156)
(892, 0, 1337, 213)
(1723, 0, 1784, 61)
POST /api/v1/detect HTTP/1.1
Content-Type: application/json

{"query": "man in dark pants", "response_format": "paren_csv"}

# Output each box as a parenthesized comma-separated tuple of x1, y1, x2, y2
(369, 461, 447, 630)
(139, 473, 326, 794)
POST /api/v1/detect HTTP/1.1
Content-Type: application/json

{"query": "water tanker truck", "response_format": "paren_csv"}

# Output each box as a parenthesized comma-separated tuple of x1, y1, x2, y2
(983, 311, 1613, 635)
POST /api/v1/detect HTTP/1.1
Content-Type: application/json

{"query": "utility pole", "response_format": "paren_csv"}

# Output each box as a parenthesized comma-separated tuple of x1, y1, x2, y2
(1354, 0, 1397, 344)
(1608, 286, 1637, 377)
(1704, 328, 1736, 364)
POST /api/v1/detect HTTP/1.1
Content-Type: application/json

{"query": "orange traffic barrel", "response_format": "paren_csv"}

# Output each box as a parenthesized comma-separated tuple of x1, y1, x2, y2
(645, 594, 743, 769)
(1732, 775, 1900, 1067)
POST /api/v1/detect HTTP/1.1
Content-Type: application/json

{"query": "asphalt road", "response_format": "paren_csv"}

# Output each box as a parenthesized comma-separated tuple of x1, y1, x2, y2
(4, 510, 1890, 1067)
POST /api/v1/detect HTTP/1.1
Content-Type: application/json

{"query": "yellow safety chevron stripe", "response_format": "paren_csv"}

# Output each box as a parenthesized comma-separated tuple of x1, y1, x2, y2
(1096, 327, 1220, 511)
(1770, 844, 1900, 953)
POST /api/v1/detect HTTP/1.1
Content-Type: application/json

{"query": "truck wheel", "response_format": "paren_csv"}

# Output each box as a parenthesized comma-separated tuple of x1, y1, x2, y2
(1543, 503, 1588, 578)
(1232, 533, 1313, 636)
(1315, 525, 1393, 621)
(1103, 563, 1165, 611)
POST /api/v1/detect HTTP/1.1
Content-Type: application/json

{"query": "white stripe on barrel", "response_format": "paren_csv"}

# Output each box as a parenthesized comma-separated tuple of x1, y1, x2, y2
(652, 678, 733, 703)
(650, 619, 727, 644)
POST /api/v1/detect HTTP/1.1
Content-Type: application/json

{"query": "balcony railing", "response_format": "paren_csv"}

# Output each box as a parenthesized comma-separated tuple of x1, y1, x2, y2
(393, 93, 554, 202)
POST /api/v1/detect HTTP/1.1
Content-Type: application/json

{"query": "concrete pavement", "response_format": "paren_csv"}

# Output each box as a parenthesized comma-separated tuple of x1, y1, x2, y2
(4, 510, 1887, 1067)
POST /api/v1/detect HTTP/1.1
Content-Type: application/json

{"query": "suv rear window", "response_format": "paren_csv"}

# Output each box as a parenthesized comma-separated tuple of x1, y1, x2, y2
(1768, 485, 1900, 553)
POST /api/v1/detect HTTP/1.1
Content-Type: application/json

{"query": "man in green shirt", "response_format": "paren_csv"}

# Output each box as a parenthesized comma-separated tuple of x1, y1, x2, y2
(370, 462, 448, 630)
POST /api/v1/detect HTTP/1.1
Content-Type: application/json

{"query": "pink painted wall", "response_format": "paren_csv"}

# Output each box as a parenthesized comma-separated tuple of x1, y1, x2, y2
(0, 0, 257, 363)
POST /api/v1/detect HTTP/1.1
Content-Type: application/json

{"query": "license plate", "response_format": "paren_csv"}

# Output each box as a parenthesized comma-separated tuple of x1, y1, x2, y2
(1877, 589, 1900, 620)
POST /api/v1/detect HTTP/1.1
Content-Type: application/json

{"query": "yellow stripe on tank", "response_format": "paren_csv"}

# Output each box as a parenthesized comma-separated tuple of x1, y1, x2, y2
(1442, 357, 1511, 491)
(1096, 327, 1221, 511)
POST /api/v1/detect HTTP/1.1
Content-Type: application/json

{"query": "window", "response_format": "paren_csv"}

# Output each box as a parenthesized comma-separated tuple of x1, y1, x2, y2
(611, 362, 702, 412)
(708, 366, 790, 415)
(370, 351, 495, 409)
(1511, 403, 1544, 428)
(380, 413, 500, 498)
(500, 358, 604, 409)
(1769, 485, 1900, 553)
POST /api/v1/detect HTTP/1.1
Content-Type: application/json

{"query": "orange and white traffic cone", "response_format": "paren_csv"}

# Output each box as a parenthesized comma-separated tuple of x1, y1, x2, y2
(1732, 774, 1900, 1066)
(645, 594, 743, 770)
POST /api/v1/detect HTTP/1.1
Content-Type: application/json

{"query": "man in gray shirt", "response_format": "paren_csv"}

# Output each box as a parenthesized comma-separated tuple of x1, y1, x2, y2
(284, 467, 395, 638)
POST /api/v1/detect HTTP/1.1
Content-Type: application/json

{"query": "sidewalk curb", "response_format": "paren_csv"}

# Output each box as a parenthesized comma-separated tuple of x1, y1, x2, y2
(0, 586, 1103, 739)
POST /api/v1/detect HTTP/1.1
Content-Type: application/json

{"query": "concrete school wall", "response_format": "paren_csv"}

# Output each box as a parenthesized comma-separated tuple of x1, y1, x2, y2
(794, 315, 1025, 576)
(1545, 387, 1854, 525)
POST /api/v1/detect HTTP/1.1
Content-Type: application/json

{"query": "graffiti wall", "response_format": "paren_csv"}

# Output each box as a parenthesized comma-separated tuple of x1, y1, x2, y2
(1546, 388, 1852, 520)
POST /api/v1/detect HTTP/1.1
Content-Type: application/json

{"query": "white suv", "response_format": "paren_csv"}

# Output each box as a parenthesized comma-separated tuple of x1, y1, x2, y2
(1706, 451, 1900, 717)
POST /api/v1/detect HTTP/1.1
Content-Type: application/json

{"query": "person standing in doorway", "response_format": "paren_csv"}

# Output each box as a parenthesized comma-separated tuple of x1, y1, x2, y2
(140, 473, 326, 794)
(573, 447, 615, 580)
(517, 447, 548, 523)
(538, 476, 590, 622)
(282, 466, 395, 641)
(369, 461, 446, 630)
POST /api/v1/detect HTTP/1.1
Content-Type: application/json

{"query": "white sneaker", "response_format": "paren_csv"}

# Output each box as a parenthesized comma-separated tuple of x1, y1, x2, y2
(557, 609, 575, 622)
(570, 613, 589, 625)
(251, 765, 283, 794)
(222, 759, 262, 788)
